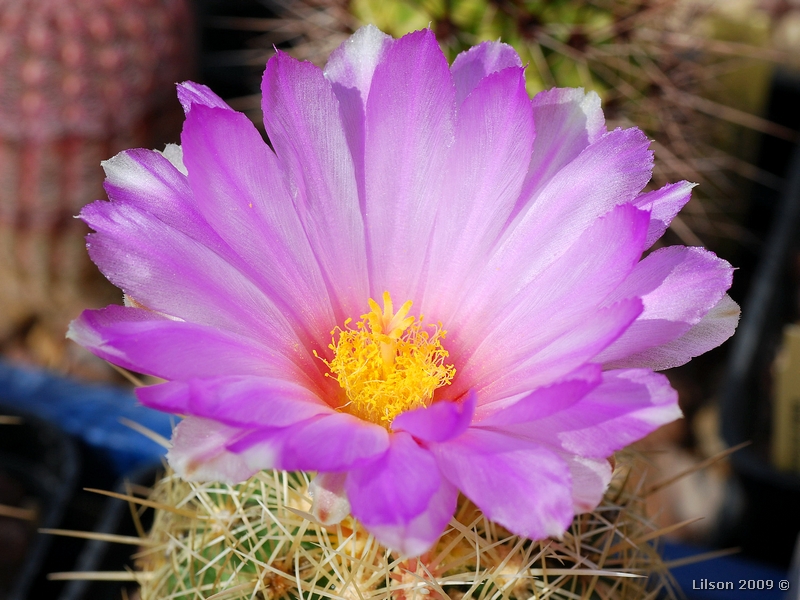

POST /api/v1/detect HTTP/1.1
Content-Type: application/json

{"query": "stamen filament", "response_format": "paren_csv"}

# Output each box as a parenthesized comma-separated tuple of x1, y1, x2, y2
(320, 292, 455, 426)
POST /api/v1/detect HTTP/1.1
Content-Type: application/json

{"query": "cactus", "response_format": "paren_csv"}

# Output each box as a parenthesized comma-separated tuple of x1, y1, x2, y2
(132, 455, 678, 600)
(0, 0, 194, 376)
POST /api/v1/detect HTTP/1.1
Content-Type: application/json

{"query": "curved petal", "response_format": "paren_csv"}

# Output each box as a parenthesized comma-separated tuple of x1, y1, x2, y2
(136, 376, 333, 428)
(450, 40, 522, 105)
(68, 305, 306, 382)
(325, 25, 394, 105)
(451, 128, 653, 343)
(363, 29, 455, 301)
(176, 81, 231, 113)
(476, 364, 600, 425)
(434, 428, 573, 540)
(167, 416, 256, 484)
(224, 427, 295, 474)
(467, 299, 643, 403)
(324, 25, 393, 201)
(262, 51, 368, 321)
(608, 294, 740, 371)
(181, 104, 335, 350)
(633, 180, 695, 248)
(102, 149, 214, 249)
(278, 412, 390, 471)
(392, 391, 476, 443)
(596, 246, 734, 365)
(222, 412, 389, 473)
(367, 475, 458, 557)
(508, 126, 651, 260)
(101, 147, 279, 304)
(80, 197, 304, 355)
(503, 369, 681, 458)
(100, 148, 305, 330)
(514, 87, 606, 217)
(347, 432, 440, 525)
(421, 66, 534, 318)
(450, 203, 648, 401)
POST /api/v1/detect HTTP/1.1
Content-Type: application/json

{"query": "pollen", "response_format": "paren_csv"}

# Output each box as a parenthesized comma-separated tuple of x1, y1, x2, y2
(320, 292, 455, 426)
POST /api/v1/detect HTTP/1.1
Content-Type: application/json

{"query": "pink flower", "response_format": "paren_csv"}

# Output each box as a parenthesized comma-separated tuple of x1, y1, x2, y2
(69, 26, 739, 556)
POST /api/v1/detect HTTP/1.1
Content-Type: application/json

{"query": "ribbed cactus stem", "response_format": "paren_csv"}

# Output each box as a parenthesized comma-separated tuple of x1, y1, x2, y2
(0, 0, 193, 372)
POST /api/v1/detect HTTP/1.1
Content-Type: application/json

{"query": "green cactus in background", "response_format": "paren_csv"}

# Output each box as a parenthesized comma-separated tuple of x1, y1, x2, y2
(352, 0, 628, 97)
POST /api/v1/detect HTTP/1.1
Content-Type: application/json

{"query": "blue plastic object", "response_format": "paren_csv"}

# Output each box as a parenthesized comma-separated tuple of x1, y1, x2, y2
(0, 360, 174, 475)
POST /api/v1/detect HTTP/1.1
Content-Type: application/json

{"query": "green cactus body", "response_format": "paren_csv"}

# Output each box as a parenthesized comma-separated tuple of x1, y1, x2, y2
(136, 459, 675, 600)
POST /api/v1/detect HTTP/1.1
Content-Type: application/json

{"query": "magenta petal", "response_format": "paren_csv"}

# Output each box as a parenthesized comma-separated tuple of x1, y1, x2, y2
(101, 148, 215, 249)
(80, 195, 303, 354)
(278, 412, 389, 471)
(176, 81, 231, 113)
(451, 203, 648, 401)
(516, 87, 606, 213)
(324, 25, 394, 209)
(220, 414, 389, 473)
(167, 417, 256, 484)
(325, 25, 394, 104)
(450, 41, 522, 105)
(610, 294, 740, 371)
(597, 246, 734, 366)
(452, 129, 653, 368)
(223, 427, 295, 470)
(347, 432, 440, 524)
(100, 147, 292, 321)
(515, 369, 681, 458)
(363, 29, 455, 300)
(518, 125, 652, 241)
(391, 391, 476, 442)
(181, 104, 336, 349)
(136, 376, 332, 428)
(367, 475, 458, 557)
(421, 65, 533, 319)
(68, 306, 305, 382)
(103, 144, 295, 307)
(261, 51, 367, 320)
(633, 180, 694, 248)
(477, 365, 600, 425)
(503, 127, 652, 278)
(434, 428, 573, 540)
(470, 299, 643, 404)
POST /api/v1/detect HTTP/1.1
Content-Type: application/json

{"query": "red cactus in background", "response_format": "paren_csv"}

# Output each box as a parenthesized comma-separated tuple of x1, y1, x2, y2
(0, 0, 194, 374)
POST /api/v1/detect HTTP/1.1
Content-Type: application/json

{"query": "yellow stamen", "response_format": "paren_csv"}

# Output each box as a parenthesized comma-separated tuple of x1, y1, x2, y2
(319, 292, 455, 426)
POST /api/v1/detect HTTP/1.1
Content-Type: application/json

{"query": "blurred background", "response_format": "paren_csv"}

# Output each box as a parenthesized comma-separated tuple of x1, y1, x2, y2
(0, 0, 799, 598)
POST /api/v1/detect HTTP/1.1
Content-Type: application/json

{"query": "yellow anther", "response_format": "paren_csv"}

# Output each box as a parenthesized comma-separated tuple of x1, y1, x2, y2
(320, 293, 455, 426)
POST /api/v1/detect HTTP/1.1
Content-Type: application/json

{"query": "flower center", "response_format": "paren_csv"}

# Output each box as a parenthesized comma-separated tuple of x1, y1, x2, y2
(320, 292, 455, 426)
